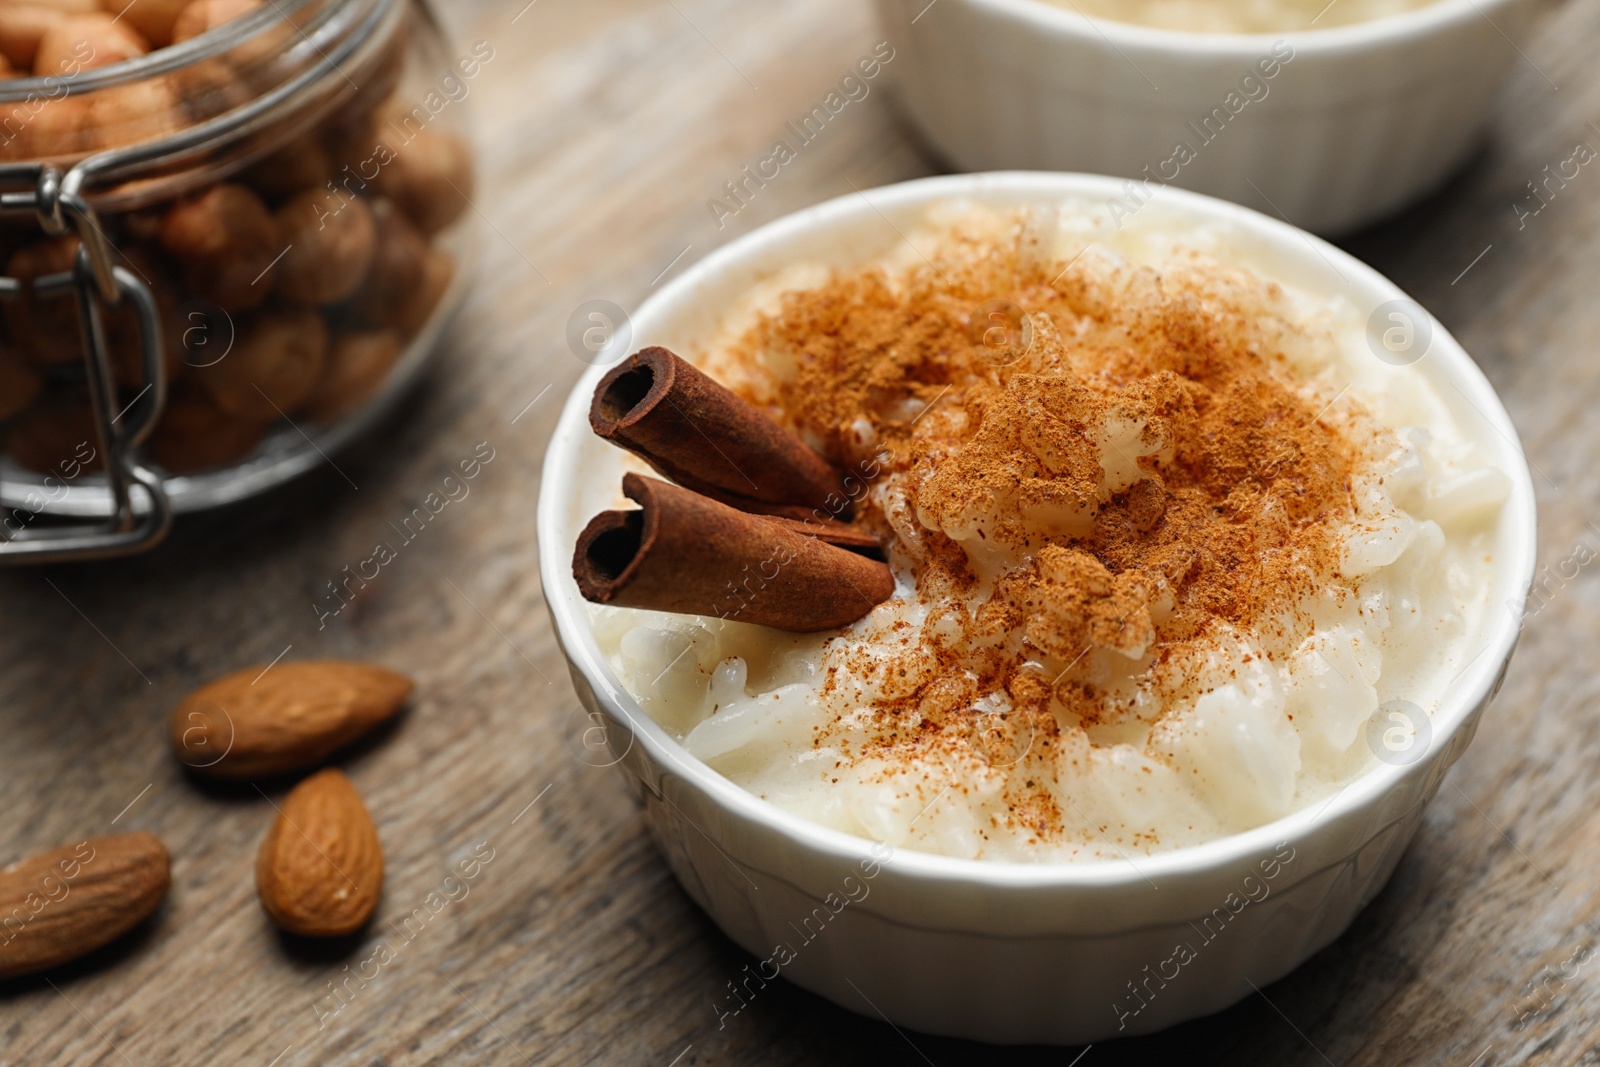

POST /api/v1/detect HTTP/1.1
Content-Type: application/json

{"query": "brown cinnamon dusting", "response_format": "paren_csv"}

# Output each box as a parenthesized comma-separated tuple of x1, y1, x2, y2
(721, 216, 1366, 847)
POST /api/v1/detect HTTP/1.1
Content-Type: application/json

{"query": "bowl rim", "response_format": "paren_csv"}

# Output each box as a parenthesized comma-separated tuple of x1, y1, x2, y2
(958, 0, 1530, 56)
(538, 170, 1538, 892)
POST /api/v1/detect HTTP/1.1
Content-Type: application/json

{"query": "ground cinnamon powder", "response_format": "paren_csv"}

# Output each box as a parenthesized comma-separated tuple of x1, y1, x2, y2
(719, 217, 1363, 848)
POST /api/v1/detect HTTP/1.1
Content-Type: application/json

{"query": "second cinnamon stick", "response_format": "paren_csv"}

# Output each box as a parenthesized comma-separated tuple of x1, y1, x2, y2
(573, 474, 894, 632)
(589, 347, 852, 519)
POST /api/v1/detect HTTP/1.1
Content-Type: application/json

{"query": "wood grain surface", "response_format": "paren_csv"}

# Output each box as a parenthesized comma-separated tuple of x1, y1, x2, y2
(1, 0, 1596, 1063)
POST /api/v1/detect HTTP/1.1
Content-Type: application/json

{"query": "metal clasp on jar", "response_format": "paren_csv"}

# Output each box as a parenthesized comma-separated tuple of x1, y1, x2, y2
(0, 161, 170, 562)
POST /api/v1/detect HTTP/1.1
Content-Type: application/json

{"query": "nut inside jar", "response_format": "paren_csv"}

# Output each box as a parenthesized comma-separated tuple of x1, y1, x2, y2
(0, 0, 472, 480)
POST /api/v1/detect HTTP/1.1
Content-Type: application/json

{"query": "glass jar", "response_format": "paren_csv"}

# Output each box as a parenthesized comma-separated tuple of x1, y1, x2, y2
(0, 0, 476, 560)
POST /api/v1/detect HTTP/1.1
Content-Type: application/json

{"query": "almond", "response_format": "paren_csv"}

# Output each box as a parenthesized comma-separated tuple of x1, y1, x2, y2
(256, 769, 382, 937)
(0, 833, 170, 979)
(170, 660, 413, 780)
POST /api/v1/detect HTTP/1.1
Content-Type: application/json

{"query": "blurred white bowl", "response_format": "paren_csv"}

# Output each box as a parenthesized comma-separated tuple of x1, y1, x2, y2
(875, 0, 1539, 233)
(538, 173, 1536, 1044)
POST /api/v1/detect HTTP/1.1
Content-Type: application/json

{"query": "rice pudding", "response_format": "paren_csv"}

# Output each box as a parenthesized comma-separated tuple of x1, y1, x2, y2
(588, 199, 1508, 862)
(1035, 0, 1444, 33)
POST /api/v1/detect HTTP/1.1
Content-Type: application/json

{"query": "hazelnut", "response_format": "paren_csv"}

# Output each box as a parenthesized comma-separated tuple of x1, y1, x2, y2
(248, 141, 333, 202)
(146, 384, 266, 473)
(164, 300, 237, 376)
(5, 390, 102, 475)
(0, 346, 44, 421)
(33, 13, 147, 75)
(17, 94, 96, 160)
(122, 206, 165, 243)
(4, 236, 83, 367)
(98, 0, 188, 48)
(104, 246, 188, 389)
(158, 183, 283, 312)
(7, 71, 183, 161)
(84, 79, 185, 154)
(273, 190, 375, 304)
(195, 306, 327, 420)
(395, 249, 454, 336)
(0, 109, 37, 162)
(374, 128, 472, 236)
(0, 6, 68, 70)
(303, 329, 401, 423)
(342, 200, 424, 327)
(171, 0, 261, 42)
(176, 0, 288, 79)
(172, 58, 251, 125)
(321, 100, 383, 173)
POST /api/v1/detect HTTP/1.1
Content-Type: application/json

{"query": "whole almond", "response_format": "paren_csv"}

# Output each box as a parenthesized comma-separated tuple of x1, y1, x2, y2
(256, 769, 382, 937)
(0, 833, 170, 979)
(170, 660, 413, 780)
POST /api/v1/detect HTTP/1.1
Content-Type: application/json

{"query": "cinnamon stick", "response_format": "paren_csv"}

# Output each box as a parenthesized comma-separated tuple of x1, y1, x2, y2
(589, 346, 852, 520)
(573, 474, 894, 632)
(764, 514, 883, 553)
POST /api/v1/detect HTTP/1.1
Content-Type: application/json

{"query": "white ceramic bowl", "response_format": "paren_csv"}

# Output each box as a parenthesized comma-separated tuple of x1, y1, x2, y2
(875, 0, 1539, 234)
(538, 173, 1536, 1044)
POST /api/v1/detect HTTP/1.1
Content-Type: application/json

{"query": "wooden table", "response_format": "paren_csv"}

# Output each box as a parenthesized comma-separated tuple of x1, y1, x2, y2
(1, 0, 1595, 1062)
